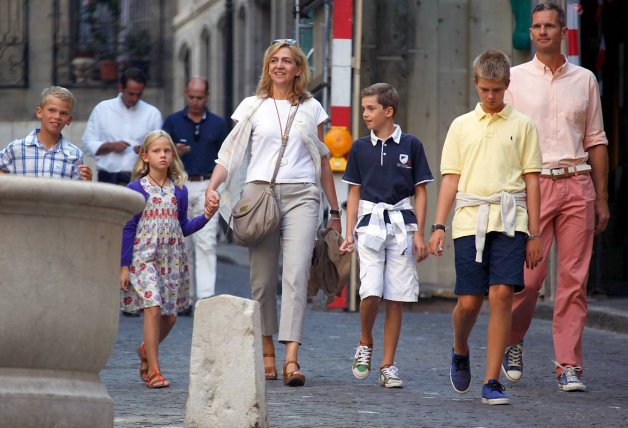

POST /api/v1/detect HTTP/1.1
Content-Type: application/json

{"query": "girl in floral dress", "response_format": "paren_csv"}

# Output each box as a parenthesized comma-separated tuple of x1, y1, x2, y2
(119, 130, 216, 388)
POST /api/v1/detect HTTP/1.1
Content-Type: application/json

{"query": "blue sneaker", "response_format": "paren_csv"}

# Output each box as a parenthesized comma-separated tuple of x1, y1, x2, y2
(450, 349, 471, 393)
(482, 379, 511, 405)
(502, 341, 523, 382)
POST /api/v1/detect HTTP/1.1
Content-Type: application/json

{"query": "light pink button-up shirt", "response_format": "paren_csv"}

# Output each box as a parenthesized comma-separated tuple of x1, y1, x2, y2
(505, 55, 607, 168)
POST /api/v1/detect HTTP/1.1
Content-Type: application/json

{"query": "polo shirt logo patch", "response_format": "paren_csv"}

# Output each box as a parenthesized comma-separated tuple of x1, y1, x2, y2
(397, 154, 412, 169)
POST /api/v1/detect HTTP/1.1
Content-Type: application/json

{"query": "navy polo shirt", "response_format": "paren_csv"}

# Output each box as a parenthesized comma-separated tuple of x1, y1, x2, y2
(343, 130, 433, 227)
(162, 107, 229, 176)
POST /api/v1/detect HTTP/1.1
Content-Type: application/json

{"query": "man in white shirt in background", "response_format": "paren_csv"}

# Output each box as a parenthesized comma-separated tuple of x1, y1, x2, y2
(82, 68, 162, 185)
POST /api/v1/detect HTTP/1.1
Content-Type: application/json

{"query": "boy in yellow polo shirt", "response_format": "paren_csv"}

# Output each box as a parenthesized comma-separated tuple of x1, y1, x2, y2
(428, 50, 542, 405)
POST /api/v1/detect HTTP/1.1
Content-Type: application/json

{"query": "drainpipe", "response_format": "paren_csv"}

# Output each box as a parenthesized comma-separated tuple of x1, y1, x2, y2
(224, 0, 234, 121)
(322, 0, 331, 115)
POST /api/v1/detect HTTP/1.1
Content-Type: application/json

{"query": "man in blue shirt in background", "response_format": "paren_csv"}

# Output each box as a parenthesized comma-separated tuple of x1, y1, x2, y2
(163, 76, 229, 313)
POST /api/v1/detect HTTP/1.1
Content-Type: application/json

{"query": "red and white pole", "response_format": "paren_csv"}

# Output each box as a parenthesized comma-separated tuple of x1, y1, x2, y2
(326, 0, 354, 310)
(330, 0, 353, 128)
(566, 0, 581, 65)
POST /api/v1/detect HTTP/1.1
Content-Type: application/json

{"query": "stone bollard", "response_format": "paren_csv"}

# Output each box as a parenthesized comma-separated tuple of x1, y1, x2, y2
(0, 176, 145, 428)
(185, 295, 268, 428)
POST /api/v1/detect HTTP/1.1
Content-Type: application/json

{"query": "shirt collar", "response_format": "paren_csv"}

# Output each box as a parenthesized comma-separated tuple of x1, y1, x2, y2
(184, 106, 208, 122)
(473, 102, 513, 121)
(370, 124, 402, 146)
(26, 129, 65, 151)
(531, 54, 569, 77)
(116, 93, 138, 111)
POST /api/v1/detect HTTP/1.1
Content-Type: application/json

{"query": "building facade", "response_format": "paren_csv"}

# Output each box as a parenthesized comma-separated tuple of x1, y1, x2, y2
(0, 0, 174, 152)
(2, 0, 626, 295)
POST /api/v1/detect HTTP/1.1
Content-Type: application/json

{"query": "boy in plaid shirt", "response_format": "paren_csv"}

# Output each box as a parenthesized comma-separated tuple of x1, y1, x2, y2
(0, 86, 92, 180)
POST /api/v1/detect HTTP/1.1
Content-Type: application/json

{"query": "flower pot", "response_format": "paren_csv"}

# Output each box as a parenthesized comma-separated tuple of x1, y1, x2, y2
(99, 59, 119, 82)
(0, 176, 145, 427)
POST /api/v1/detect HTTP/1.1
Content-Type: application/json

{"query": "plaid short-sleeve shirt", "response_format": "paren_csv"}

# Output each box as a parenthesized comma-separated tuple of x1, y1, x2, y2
(0, 129, 83, 179)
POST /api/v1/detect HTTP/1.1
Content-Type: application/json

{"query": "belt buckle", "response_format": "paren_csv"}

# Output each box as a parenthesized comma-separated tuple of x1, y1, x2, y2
(549, 167, 565, 179)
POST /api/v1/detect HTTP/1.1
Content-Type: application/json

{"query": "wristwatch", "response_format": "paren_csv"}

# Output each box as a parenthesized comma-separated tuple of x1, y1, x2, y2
(329, 208, 342, 216)
(431, 224, 447, 232)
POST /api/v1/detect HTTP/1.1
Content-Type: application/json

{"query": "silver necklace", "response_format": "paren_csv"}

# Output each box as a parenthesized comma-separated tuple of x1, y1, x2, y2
(272, 98, 294, 144)
(148, 174, 168, 196)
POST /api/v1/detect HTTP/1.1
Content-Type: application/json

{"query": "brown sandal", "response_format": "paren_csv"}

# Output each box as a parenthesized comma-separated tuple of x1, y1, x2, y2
(282, 360, 305, 387)
(136, 343, 148, 382)
(145, 370, 170, 388)
(263, 353, 277, 380)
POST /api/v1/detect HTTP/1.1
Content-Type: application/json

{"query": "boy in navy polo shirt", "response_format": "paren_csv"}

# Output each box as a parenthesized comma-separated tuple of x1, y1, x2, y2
(340, 83, 433, 388)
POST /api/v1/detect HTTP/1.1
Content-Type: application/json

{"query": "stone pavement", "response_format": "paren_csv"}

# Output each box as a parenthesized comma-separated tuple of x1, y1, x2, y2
(216, 242, 628, 335)
(102, 243, 628, 427)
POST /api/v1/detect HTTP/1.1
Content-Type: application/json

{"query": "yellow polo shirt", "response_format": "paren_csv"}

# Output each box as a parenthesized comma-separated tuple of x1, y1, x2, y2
(441, 103, 542, 239)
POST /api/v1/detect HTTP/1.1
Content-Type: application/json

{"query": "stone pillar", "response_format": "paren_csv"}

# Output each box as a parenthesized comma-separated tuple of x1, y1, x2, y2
(0, 176, 145, 428)
(185, 295, 268, 428)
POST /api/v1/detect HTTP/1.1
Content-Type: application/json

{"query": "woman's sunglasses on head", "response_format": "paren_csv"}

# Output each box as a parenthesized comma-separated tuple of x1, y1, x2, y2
(271, 39, 314, 59)
(272, 38, 298, 46)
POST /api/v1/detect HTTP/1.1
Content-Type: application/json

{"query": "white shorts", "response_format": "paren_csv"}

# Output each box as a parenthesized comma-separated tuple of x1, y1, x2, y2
(356, 231, 419, 302)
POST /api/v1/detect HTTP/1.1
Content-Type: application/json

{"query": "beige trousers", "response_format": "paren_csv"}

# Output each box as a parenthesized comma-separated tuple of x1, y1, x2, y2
(247, 182, 320, 344)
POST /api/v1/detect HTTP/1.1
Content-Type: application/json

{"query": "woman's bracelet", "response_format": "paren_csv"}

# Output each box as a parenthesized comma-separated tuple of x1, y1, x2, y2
(527, 234, 542, 240)
(329, 216, 341, 221)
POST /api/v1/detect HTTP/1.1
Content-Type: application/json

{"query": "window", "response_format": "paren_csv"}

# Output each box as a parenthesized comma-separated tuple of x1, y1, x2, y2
(0, 0, 28, 88)
(53, 0, 165, 86)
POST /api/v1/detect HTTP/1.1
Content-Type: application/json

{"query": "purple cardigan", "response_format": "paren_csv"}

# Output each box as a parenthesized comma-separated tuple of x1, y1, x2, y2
(120, 179, 209, 266)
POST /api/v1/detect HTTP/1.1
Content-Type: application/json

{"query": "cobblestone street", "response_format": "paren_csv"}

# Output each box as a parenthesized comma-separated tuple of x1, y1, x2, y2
(103, 259, 628, 427)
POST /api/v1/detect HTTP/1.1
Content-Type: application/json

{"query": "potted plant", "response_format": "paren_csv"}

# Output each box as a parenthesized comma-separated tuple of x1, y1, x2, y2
(71, 40, 97, 83)
(124, 28, 151, 76)
(84, 0, 121, 82)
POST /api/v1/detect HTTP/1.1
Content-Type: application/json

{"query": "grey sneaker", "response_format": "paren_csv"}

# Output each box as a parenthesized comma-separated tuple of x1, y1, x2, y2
(352, 344, 373, 380)
(502, 341, 523, 382)
(379, 365, 403, 388)
(557, 366, 586, 392)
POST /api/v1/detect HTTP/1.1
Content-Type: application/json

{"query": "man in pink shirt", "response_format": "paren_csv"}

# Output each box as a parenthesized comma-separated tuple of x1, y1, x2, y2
(502, 2, 609, 392)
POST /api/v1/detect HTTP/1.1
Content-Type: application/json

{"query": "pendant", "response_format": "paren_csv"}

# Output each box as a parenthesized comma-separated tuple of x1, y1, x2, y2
(280, 156, 288, 167)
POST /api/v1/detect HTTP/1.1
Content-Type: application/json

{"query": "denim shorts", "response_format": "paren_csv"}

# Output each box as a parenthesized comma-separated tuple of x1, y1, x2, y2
(453, 232, 526, 295)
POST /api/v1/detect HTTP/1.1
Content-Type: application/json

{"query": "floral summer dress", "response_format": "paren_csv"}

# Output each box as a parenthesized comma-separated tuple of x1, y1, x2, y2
(121, 177, 191, 315)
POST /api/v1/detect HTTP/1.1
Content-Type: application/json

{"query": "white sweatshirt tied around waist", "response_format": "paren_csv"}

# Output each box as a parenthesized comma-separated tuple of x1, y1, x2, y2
(357, 197, 414, 252)
(455, 191, 527, 263)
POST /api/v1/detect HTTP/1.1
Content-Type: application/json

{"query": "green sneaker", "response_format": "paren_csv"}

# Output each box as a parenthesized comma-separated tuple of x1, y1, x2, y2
(379, 365, 403, 388)
(352, 344, 373, 380)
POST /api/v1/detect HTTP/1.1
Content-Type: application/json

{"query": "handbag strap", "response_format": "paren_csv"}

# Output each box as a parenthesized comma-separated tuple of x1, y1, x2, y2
(270, 102, 300, 186)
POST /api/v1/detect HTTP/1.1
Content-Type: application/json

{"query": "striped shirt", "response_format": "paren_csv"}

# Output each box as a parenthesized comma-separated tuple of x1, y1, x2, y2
(0, 129, 83, 179)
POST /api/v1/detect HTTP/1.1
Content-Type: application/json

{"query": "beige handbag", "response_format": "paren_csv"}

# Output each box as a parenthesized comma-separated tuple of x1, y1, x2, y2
(230, 102, 299, 247)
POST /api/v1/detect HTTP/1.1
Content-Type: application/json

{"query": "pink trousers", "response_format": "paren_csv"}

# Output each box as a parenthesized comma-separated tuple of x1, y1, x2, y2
(509, 174, 596, 376)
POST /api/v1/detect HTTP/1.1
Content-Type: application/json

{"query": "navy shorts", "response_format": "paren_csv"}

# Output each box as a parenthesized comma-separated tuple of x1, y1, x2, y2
(453, 232, 526, 295)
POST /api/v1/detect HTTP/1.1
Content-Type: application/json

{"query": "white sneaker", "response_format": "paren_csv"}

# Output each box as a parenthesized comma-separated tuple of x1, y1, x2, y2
(379, 365, 403, 388)
(352, 344, 373, 380)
